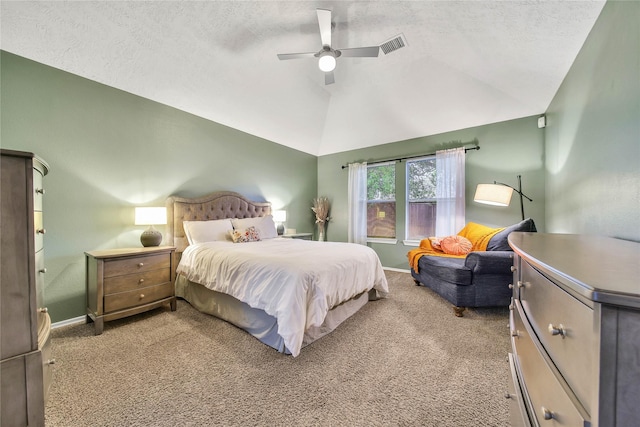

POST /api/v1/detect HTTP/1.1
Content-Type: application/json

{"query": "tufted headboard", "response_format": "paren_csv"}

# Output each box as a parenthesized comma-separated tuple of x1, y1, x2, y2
(166, 191, 271, 254)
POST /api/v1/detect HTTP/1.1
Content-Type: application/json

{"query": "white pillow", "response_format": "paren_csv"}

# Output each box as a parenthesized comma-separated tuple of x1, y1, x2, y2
(231, 215, 277, 239)
(183, 219, 233, 244)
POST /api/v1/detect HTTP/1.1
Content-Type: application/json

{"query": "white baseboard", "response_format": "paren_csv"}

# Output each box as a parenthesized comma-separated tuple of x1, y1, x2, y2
(51, 268, 409, 328)
(52, 315, 86, 329)
(383, 267, 411, 273)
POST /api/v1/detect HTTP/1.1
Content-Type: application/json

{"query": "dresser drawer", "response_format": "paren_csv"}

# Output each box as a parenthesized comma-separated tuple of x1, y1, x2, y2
(507, 352, 532, 427)
(104, 281, 174, 313)
(34, 211, 44, 251)
(36, 250, 46, 313)
(520, 262, 594, 413)
(512, 300, 589, 426)
(38, 311, 53, 404)
(1, 351, 45, 426)
(104, 268, 171, 295)
(33, 167, 44, 212)
(104, 253, 170, 277)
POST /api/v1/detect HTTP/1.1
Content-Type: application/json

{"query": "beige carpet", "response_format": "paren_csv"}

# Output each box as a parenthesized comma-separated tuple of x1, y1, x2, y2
(45, 271, 510, 426)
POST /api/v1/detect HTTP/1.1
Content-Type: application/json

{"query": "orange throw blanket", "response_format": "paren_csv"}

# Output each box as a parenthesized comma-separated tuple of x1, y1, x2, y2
(407, 222, 504, 272)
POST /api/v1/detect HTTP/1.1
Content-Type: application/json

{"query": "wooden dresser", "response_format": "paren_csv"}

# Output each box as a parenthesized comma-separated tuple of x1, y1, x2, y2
(1, 149, 51, 427)
(507, 233, 640, 427)
(85, 246, 176, 334)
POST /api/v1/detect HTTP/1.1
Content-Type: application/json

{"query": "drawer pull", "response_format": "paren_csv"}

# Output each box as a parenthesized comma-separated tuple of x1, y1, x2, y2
(510, 266, 517, 273)
(508, 283, 514, 289)
(39, 307, 48, 313)
(36, 188, 46, 195)
(140, 294, 145, 299)
(541, 407, 554, 420)
(37, 228, 46, 234)
(45, 359, 56, 366)
(39, 267, 47, 274)
(516, 281, 525, 288)
(138, 262, 144, 267)
(510, 329, 519, 337)
(548, 323, 567, 338)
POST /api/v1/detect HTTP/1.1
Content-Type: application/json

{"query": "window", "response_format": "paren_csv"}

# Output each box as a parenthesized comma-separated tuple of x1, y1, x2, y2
(367, 162, 396, 238)
(406, 156, 436, 240)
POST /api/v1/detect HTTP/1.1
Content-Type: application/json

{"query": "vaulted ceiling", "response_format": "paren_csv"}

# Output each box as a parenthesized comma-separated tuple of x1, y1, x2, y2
(1, 1, 605, 156)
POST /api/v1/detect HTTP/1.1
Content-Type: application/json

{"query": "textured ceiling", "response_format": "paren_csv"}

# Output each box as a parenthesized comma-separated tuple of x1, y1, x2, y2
(1, 1, 605, 156)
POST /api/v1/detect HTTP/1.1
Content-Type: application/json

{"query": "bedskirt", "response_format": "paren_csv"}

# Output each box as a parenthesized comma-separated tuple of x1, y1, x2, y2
(175, 274, 370, 354)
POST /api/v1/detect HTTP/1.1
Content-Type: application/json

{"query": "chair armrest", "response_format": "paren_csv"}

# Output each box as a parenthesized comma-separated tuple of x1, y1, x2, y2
(464, 251, 514, 275)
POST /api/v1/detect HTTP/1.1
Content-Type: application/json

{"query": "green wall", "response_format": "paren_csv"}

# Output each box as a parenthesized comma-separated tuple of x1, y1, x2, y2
(3, 0, 637, 323)
(318, 116, 546, 270)
(1, 51, 318, 323)
(544, 0, 639, 242)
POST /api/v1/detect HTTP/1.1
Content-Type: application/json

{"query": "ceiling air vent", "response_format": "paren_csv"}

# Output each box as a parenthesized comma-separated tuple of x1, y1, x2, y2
(380, 34, 407, 55)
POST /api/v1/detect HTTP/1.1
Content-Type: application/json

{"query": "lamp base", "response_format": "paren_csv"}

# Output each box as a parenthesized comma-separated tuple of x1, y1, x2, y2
(140, 226, 162, 247)
(277, 224, 285, 236)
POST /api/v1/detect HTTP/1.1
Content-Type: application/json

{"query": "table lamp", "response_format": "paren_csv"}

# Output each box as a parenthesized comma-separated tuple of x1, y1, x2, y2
(135, 207, 167, 247)
(273, 210, 287, 235)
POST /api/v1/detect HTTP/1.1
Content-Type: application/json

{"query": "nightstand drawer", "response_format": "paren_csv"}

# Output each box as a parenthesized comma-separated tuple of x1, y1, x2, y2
(85, 246, 176, 334)
(104, 282, 174, 313)
(104, 268, 171, 295)
(104, 253, 170, 277)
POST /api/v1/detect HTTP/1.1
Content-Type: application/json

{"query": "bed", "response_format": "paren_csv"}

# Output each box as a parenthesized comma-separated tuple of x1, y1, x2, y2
(166, 191, 389, 356)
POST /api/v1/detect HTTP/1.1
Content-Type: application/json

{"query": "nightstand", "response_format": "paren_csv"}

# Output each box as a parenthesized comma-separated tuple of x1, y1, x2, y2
(85, 246, 176, 334)
(282, 233, 313, 240)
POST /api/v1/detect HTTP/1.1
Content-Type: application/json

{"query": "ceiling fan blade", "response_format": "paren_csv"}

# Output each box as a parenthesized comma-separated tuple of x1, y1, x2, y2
(277, 52, 317, 60)
(317, 9, 332, 47)
(325, 71, 335, 85)
(338, 46, 380, 58)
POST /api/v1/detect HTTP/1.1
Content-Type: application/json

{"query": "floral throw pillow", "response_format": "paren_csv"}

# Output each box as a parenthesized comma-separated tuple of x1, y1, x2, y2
(230, 226, 261, 243)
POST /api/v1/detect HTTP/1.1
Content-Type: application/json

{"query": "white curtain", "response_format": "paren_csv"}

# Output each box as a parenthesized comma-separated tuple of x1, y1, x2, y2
(347, 162, 368, 245)
(435, 147, 466, 236)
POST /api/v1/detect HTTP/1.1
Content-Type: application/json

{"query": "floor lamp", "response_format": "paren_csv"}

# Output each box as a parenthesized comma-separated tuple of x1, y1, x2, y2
(474, 175, 533, 220)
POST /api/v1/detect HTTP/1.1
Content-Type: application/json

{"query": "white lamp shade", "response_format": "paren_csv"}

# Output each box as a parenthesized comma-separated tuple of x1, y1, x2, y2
(318, 53, 336, 72)
(273, 210, 287, 222)
(134, 207, 167, 225)
(474, 184, 513, 207)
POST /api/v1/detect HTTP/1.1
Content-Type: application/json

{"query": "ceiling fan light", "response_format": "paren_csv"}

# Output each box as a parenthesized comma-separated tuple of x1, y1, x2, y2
(318, 52, 336, 72)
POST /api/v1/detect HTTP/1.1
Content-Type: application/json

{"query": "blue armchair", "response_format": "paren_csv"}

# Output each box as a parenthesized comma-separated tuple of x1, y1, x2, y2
(409, 218, 537, 317)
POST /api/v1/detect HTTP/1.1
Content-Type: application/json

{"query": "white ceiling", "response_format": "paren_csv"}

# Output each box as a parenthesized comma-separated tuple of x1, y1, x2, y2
(1, 1, 605, 156)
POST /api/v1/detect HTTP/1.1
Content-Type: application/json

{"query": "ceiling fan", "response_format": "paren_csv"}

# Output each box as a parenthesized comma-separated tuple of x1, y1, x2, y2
(277, 8, 380, 85)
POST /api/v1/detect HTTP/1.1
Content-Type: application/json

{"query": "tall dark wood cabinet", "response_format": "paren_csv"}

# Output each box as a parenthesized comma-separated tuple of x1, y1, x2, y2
(1, 149, 51, 427)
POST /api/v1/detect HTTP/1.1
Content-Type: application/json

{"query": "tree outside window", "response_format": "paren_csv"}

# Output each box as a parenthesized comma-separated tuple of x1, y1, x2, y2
(407, 157, 436, 240)
(367, 163, 396, 238)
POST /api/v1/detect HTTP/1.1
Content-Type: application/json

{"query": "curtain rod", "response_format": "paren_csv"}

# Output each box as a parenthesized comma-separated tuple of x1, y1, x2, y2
(340, 145, 480, 169)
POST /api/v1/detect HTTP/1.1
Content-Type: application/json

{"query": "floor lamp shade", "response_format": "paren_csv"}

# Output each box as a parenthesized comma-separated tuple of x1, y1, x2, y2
(474, 175, 532, 220)
(135, 207, 166, 247)
(474, 184, 514, 206)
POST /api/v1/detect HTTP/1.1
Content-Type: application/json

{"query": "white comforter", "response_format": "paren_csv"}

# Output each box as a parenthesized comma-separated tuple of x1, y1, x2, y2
(176, 238, 389, 356)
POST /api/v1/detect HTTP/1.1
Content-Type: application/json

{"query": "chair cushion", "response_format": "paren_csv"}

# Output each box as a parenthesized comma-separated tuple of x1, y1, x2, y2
(487, 218, 537, 251)
(417, 255, 472, 286)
